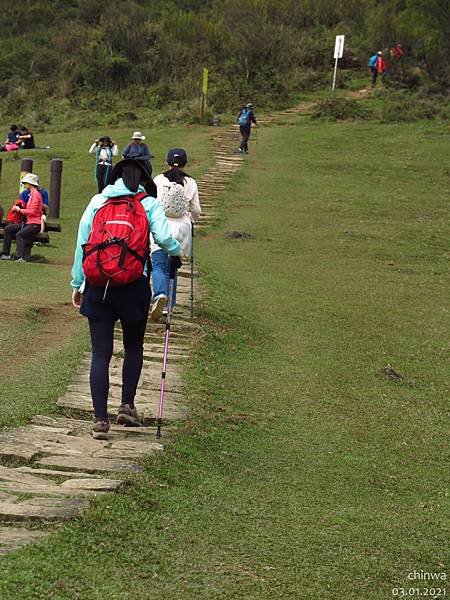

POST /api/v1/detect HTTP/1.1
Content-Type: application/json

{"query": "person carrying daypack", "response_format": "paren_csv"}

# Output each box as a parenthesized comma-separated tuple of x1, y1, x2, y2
(368, 51, 385, 87)
(150, 148, 201, 321)
(71, 158, 181, 440)
(237, 102, 257, 154)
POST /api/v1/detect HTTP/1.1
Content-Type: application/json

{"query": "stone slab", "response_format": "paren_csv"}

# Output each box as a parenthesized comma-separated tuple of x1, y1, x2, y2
(0, 497, 89, 522)
(37, 455, 142, 474)
(60, 479, 125, 493)
(16, 467, 99, 479)
(0, 465, 90, 497)
(57, 393, 188, 424)
(0, 526, 47, 555)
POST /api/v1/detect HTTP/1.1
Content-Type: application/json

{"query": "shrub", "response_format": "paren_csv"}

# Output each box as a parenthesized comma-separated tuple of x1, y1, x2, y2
(312, 96, 372, 121)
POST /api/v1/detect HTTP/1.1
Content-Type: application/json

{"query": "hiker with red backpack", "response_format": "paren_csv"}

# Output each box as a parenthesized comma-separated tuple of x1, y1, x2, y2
(70, 158, 181, 440)
(237, 102, 257, 154)
(150, 148, 201, 321)
(1, 173, 43, 262)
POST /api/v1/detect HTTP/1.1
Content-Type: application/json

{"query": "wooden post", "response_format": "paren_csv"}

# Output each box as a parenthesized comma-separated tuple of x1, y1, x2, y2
(49, 159, 63, 218)
(20, 158, 33, 173)
(200, 68, 208, 122)
(19, 158, 33, 194)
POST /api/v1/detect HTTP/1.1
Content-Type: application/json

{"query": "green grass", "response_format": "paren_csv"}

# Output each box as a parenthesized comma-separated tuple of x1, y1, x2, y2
(0, 117, 448, 598)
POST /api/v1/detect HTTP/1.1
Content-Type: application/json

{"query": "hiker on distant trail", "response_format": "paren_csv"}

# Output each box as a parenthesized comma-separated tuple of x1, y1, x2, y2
(122, 131, 152, 162)
(150, 148, 201, 321)
(368, 51, 386, 87)
(89, 135, 118, 193)
(71, 158, 181, 441)
(237, 102, 257, 154)
(1, 173, 43, 262)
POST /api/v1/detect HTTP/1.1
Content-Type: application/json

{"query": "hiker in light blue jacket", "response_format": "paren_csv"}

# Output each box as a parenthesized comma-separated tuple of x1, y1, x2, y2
(368, 51, 382, 87)
(71, 158, 180, 441)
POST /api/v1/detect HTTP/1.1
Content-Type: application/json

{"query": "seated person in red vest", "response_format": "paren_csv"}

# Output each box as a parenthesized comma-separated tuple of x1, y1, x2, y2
(1, 173, 43, 262)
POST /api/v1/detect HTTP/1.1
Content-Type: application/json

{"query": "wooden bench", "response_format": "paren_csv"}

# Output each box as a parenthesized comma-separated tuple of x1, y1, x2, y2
(0, 221, 61, 260)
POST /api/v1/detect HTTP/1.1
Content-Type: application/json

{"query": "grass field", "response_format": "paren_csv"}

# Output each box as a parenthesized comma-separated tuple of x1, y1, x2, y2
(0, 114, 448, 599)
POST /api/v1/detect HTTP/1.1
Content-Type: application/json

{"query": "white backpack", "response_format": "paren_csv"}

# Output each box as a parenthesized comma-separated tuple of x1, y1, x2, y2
(160, 181, 187, 218)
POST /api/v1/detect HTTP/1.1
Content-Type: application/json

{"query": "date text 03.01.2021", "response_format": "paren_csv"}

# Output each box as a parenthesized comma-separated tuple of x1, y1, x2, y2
(392, 588, 446, 597)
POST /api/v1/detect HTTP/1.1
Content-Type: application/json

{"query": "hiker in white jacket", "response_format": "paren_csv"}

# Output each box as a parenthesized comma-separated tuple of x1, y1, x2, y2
(150, 148, 201, 320)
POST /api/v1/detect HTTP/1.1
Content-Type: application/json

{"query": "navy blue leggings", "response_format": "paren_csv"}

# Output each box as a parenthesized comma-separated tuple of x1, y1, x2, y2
(88, 317, 148, 420)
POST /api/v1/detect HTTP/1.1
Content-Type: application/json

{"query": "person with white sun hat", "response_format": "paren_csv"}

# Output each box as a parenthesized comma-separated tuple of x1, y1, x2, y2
(121, 131, 152, 161)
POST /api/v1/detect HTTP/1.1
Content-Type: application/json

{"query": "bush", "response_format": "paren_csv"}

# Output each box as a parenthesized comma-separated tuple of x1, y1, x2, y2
(374, 90, 446, 123)
(312, 96, 372, 121)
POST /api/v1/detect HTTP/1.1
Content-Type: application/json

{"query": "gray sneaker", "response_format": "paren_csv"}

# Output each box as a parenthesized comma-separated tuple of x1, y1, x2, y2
(0, 255, 11, 260)
(150, 294, 167, 322)
(92, 420, 110, 440)
(117, 403, 141, 427)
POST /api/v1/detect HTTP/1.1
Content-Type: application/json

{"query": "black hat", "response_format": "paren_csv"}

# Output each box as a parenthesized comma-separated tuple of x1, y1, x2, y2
(108, 158, 156, 197)
(100, 135, 112, 144)
(110, 157, 152, 181)
(167, 148, 187, 167)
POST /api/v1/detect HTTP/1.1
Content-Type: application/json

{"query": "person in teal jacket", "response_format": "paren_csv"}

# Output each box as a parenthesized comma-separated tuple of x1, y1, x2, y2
(71, 158, 181, 440)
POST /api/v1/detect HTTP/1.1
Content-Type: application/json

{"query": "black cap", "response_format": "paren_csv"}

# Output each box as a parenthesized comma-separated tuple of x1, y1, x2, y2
(167, 148, 187, 167)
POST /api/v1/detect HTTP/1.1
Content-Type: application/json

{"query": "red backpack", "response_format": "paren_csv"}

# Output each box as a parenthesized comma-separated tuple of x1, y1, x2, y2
(82, 192, 150, 288)
(6, 199, 26, 224)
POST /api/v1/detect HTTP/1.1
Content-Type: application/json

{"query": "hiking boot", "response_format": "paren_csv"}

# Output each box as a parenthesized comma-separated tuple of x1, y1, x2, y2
(0, 254, 10, 260)
(150, 294, 167, 321)
(117, 403, 141, 427)
(92, 419, 110, 440)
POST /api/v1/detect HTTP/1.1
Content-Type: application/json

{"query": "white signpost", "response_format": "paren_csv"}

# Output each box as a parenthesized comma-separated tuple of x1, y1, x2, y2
(332, 35, 345, 91)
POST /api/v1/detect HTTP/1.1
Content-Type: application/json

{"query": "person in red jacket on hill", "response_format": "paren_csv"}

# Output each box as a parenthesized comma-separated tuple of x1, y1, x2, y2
(376, 51, 387, 83)
(1, 173, 43, 262)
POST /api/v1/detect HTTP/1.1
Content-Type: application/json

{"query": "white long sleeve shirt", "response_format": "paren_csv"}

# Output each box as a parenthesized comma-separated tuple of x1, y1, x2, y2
(88, 143, 118, 164)
(150, 174, 201, 256)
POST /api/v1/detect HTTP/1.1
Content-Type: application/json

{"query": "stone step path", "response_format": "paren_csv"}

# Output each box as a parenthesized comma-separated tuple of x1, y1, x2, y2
(0, 123, 243, 555)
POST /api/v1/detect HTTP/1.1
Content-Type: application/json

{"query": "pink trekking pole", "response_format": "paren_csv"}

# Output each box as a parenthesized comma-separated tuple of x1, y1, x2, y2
(156, 256, 179, 439)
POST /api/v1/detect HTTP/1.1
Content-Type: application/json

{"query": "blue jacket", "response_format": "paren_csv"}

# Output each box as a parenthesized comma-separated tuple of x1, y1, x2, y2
(20, 187, 49, 206)
(121, 142, 152, 161)
(71, 178, 180, 289)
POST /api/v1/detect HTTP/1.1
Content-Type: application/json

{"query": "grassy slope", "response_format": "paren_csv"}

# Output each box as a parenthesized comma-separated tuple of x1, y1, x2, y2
(0, 118, 448, 599)
(0, 125, 212, 428)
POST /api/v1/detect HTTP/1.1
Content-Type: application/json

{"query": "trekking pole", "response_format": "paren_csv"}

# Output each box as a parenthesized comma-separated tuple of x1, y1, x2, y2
(94, 145, 99, 183)
(190, 222, 194, 319)
(156, 256, 178, 439)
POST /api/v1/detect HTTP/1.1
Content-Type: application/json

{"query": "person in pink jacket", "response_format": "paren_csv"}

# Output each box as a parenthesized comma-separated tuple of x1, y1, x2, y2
(1, 173, 43, 262)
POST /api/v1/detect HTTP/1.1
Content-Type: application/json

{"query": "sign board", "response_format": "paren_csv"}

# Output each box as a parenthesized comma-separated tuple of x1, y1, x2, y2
(202, 68, 208, 95)
(334, 35, 345, 59)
